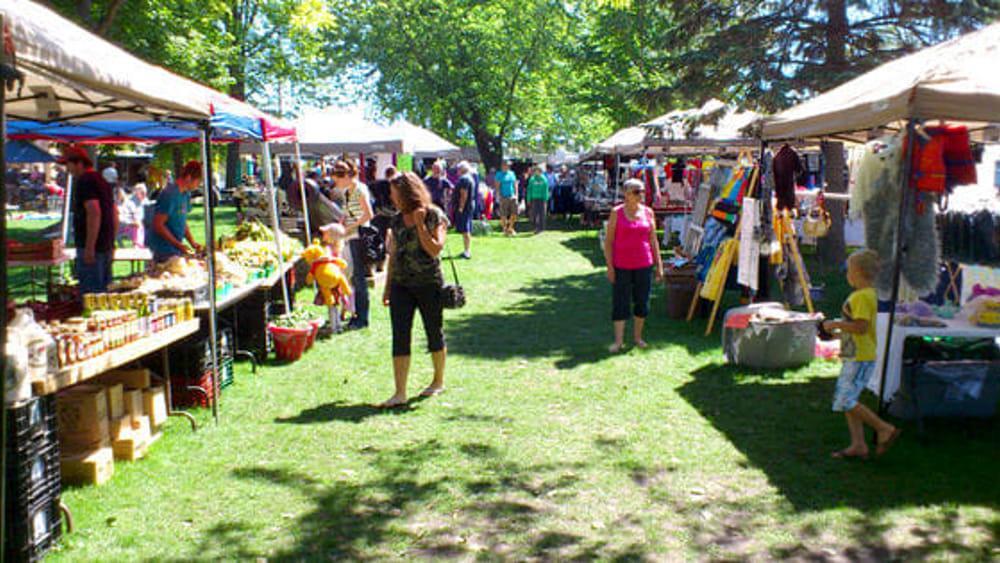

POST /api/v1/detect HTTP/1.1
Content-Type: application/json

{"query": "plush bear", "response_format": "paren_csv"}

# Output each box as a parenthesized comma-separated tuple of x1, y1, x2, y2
(302, 240, 352, 309)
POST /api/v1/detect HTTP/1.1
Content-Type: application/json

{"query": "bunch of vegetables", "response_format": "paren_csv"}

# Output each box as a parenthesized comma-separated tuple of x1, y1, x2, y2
(270, 309, 322, 329)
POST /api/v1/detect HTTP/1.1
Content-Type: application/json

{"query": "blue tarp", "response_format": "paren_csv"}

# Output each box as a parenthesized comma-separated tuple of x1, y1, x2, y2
(7, 111, 264, 144)
(5, 141, 55, 163)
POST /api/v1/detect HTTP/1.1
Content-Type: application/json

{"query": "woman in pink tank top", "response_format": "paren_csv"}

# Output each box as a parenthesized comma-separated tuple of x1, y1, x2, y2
(603, 179, 664, 352)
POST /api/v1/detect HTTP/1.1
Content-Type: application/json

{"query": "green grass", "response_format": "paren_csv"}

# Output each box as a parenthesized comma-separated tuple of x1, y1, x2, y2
(46, 219, 1000, 561)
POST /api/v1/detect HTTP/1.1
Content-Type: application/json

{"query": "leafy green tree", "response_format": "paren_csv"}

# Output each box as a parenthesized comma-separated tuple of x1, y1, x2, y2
(47, 0, 336, 185)
(331, 0, 611, 169)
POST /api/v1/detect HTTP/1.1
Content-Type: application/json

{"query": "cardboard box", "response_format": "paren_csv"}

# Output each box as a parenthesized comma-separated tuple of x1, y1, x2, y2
(143, 386, 168, 428)
(106, 383, 124, 419)
(109, 415, 132, 441)
(61, 446, 114, 486)
(57, 385, 109, 452)
(98, 368, 152, 390)
(122, 389, 144, 419)
(113, 415, 151, 461)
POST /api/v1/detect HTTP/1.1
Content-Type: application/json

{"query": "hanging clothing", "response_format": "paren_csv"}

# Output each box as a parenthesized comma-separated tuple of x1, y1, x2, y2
(772, 145, 803, 211)
(910, 125, 978, 194)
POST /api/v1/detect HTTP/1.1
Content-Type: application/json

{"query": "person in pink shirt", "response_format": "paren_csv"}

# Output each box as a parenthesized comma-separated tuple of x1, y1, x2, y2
(603, 178, 664, 352)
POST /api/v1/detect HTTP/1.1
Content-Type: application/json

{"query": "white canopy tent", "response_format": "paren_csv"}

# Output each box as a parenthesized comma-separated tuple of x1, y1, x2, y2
(762, 22, 1000, 141)
(387, 119, 461, 159)
(642, 99, 762, 151)
(760, 21, 1000, 414)
(581, 125, 648, 160)
(259, 108, 460, 158)
(3, 0, 211, 123)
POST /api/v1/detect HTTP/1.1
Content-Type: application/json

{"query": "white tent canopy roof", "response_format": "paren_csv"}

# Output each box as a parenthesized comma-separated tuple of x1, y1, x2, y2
(263, 108, 458, 156)
(2, 0, 211, 122)
(387, 119, 461, 158)
(762, 22, 1000, 141)
(642, 99, 762, 145)
(588, 125, 648, 157)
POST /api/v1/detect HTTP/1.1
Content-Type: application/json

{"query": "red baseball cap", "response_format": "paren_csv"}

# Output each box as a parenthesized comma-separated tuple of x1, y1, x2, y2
(56, 146, 93, 167)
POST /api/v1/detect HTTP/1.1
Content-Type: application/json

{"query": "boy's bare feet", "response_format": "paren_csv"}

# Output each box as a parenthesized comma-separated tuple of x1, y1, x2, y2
(876, 427, 902, 457)
(634, 339, 648, 349)
(831, 447, 869, 460)
(608, 342, 623, 353)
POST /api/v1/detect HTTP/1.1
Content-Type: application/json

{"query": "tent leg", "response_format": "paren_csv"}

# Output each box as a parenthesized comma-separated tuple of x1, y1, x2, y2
(876, 119, 917, 419)
(1, 14, 10, 553)
(200, 128, 220, 426)
(295, 142, 312, 243)
(61, 175, 73, 245)
(262, 142, 291, 316)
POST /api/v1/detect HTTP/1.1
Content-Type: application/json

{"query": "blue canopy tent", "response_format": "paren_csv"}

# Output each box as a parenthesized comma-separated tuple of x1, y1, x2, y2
(5, 140, 54, 163)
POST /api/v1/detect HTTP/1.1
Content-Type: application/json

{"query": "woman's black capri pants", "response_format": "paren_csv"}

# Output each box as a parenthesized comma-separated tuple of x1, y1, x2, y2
(390, 283, 446, 356)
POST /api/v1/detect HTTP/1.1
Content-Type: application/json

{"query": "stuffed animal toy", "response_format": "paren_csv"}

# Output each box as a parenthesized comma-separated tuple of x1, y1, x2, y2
(302, 240, 352, 309)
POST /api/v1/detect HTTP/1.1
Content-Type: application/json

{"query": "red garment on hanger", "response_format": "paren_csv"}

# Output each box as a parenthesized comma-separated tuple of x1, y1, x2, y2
(910, 125, 977, 193)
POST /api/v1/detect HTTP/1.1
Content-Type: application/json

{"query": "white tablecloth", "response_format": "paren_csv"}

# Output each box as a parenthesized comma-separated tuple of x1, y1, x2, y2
(869, 314, 1000, 400)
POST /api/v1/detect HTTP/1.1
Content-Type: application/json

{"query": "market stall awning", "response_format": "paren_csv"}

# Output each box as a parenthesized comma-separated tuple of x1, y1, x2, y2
(585, 125, 648, 158)
(2, 0, 211, 122)
(4, 140, 53, 162)
(641, 99, 762, 149)
(762, 22, 1000, 141)
(261, 107, 405, 155)
(387, 119, 460, 158)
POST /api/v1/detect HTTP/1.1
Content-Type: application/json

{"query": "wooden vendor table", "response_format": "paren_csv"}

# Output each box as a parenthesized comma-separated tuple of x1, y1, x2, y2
(33, 319, 202, 432)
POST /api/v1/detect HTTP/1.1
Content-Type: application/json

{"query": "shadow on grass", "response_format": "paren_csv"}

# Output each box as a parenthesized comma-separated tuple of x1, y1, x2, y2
(274, 397, 429, 425)
(678, 362, 1000, 513)
(448, 270, 718, 369)
(203, 440, 651, 561)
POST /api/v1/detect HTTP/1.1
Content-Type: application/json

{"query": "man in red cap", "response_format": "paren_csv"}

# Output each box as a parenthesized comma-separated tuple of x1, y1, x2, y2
(59, 146, 116, 293)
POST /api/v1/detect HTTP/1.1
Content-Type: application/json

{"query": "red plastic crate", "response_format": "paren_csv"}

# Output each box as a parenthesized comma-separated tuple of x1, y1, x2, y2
(170, 371, 215, 409)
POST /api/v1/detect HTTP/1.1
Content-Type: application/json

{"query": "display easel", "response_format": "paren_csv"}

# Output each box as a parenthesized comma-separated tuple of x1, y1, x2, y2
(776, 209, 815, 316)
(686, 152, 814, 334)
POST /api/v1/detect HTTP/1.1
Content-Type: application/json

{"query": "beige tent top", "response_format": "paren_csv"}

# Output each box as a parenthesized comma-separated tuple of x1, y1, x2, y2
(642, 99, 762, 148)
(2, 0, 211, 122)
(581, 125, 648, 160)
(762, 22, 1000, 141)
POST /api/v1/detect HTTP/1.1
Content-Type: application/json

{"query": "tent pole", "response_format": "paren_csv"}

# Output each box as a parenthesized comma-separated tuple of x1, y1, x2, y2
(294, 142, 311, 242)
(875, 119, 917, 418)
(614, 153, 621, 201)
(261, 142, 291, 316)
(199, 127, 220, 425)
(61, 174, 73, 244)
(1, 13, 10, 554)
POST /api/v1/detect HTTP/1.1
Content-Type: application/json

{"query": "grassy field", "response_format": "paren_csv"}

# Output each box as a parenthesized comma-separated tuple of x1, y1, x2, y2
(38, 218, 1000, 561)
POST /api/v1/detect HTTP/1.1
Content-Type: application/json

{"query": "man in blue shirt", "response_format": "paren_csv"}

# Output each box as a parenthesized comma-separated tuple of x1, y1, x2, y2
(147, 161, 205, 262)
(494, 160, 519, 236)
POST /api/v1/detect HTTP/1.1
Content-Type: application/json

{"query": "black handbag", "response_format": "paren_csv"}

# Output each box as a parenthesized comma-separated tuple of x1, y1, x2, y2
(441, 250, 466, 309)
(358, 225, 385, 266)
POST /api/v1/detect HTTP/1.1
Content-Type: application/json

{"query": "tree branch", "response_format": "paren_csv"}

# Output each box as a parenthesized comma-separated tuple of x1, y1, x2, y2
(96, 0, 127, 36)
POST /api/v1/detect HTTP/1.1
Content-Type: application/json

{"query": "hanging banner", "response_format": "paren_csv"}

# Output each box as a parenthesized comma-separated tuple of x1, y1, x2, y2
(397, 153, 413, 172)
(738, 197, 760, 290)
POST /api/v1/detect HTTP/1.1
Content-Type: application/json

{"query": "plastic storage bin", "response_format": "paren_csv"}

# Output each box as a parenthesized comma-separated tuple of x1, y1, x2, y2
(722, 303, 818, 369)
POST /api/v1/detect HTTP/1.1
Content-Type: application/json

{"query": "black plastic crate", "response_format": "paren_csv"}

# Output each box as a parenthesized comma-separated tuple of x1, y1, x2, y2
(5, 495, 62, 563)
(6, 396, 58, 445)
(6, 441, 61, 512)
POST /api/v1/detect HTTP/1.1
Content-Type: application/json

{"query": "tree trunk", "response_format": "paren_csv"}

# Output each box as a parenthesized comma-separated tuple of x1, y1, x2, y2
(471, 129, 503, 172)
(226, 69, 246, 188)
(818, 141, 846, 270)
(823, 0, 849, 87)
(171, 146, 183, 179)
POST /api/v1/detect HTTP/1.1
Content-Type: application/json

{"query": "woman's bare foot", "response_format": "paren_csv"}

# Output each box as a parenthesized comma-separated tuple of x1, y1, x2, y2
(377, 395, 408, 409)
(419, 385, 445, 397)
(831, 447, 869, 460)
(608, 342, 623, 353)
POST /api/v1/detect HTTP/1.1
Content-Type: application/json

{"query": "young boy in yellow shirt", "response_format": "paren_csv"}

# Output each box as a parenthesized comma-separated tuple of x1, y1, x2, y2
(823, 249, 902, 460)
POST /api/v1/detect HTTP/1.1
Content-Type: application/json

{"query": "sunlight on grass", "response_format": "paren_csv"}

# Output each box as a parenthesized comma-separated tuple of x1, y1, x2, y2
(47, 218, 999, 561)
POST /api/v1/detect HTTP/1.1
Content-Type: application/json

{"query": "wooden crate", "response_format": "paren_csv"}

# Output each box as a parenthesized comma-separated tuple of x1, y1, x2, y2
(143, 386, 167, 428)
(61, 447, 114, 486)
(112, 415, 151, 462)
